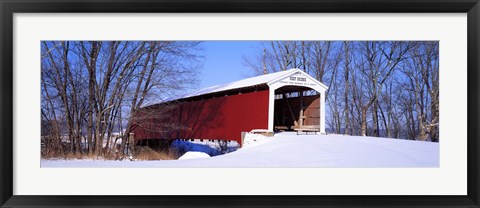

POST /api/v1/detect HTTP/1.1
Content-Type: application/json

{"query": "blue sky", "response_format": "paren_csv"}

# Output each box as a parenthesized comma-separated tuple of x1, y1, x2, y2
(197, 41, 261, 89)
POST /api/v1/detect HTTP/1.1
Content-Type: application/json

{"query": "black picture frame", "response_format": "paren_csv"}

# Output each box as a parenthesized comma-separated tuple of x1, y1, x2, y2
(1, 0, 479, 207)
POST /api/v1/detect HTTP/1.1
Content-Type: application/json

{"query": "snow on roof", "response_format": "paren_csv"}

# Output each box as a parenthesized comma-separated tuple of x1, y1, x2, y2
(142, 68, 326, 107)
(181, 68, 298, 99)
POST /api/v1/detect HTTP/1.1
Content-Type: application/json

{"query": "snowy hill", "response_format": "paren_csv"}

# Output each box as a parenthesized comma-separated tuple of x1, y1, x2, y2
(41, 132, 439, 168)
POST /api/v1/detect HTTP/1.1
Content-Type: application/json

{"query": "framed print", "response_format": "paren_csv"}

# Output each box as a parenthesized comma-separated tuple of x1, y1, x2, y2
(1, 0, 479, 207)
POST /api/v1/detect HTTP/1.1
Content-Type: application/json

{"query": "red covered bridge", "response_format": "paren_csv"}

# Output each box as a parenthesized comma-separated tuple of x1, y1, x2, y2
(131, 68, 328, 146)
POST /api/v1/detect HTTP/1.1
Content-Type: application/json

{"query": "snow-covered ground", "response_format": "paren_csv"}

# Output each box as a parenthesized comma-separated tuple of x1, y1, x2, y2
(41, 132, 439, 168)
(178, 151, 211, 160)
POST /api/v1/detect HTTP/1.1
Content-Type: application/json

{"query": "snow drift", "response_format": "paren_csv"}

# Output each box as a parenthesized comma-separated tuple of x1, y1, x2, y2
(41, 132, 439, 168)
(178, 152, 211, 160)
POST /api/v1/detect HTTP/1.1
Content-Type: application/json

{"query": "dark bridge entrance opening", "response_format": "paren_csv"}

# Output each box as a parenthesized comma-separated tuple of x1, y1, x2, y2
(273, 86, 320, 132)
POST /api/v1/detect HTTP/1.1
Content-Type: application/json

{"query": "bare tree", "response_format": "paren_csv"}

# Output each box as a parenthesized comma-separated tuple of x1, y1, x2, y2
(357, 41, 413, 136)
(401, 41, 439, 141)
(41, 41, 203, 159)
(244, 41, 437, 141)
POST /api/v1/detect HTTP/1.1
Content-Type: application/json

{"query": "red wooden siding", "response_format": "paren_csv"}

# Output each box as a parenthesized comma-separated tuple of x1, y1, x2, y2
(131, 89, 269, 144)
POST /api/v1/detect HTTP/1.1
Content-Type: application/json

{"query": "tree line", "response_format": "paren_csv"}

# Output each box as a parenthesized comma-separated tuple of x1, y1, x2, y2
(41, 40, 438, 160)
(244, 41, 439, 142)
(41, 41, 202, 158)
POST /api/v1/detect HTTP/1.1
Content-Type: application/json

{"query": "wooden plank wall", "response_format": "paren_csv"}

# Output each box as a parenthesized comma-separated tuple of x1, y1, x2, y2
(274, 95, 320, 129)
(131, 89, 270, 145)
